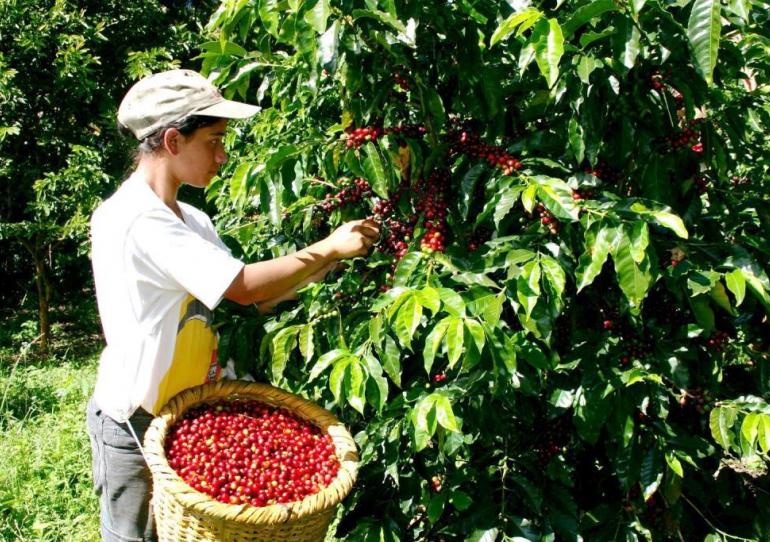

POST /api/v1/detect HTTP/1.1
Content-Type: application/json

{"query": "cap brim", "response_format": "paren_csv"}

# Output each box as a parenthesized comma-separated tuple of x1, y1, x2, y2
(195, 99, 261, 119)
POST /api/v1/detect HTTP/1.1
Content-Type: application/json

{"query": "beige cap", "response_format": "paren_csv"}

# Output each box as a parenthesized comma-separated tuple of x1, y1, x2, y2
(117, 69, 260, 140)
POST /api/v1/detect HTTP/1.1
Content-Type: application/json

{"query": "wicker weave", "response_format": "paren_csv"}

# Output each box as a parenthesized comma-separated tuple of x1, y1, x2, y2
(143, 380, 358, 542)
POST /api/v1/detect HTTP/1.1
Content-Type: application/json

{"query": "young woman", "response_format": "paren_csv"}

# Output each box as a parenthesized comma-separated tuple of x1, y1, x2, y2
(86, 69, 379, 541)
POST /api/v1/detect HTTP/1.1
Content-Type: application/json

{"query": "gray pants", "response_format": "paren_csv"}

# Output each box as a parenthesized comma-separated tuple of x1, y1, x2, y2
(86, 399, 158, 542)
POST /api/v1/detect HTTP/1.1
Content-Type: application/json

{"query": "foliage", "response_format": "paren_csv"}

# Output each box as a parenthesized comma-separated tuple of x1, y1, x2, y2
(0, 352, 100, 541)
(199, 0, 770, 540)
(0, 0, 217, 346)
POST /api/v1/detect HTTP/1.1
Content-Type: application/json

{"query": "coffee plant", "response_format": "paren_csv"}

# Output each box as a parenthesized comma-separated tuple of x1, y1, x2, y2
(201, 0, 770, 539)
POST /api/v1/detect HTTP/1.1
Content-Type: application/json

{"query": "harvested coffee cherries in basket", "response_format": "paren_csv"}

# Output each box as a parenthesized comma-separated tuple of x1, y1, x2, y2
(165, 399, 341, 507)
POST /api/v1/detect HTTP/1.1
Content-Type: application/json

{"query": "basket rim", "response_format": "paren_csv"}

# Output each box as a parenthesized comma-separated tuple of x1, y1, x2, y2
(143, 380, 358, 526)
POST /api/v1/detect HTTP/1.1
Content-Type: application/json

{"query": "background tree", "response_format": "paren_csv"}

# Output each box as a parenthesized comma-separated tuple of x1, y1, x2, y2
(0, 0, 217, 353)
(199, 0, 770, 540)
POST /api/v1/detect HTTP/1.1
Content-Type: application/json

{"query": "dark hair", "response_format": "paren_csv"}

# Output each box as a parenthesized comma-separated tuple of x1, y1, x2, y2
(118, 115, 222, 166)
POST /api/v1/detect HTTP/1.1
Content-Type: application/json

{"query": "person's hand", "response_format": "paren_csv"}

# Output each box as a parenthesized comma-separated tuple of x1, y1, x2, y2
(322, 219, 380, 260)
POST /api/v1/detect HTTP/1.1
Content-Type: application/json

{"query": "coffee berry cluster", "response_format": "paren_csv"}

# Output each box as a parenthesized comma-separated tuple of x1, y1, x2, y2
(532, 203, 559, 235)
(317, 178, 372, 215)
(533, 416, 570, 468)
(446, 121, 522, 175)
(394, 70, 410, 91)
(584, 161, 620, 184)
(345, 124, 426, 149)
(416, 170, 450, 252)
(705, 330, 730, 353)
(656, 119, 705, 154)
(693, 174, 710, 194)
(678, 387, 712, 414)
(370, 186, 416, 261)
(467, 227, 491, 252)
(165, 400, 340, 507)
(345, 126, 383, 149)
(571, 188, 595, 201)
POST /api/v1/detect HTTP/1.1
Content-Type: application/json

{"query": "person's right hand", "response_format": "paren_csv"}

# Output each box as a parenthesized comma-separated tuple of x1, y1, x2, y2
(323, 219, 380, 260)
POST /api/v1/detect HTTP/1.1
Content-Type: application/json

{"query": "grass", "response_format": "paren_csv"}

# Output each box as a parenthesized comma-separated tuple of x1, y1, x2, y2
(0, 350, 101, 542)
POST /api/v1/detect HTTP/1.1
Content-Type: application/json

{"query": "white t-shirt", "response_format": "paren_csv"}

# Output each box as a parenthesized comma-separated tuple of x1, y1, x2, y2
(90, 172, 244, 422)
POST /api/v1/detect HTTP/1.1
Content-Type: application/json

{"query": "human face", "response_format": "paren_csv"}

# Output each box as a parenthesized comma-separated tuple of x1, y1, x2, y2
(173, 118, 229, 188)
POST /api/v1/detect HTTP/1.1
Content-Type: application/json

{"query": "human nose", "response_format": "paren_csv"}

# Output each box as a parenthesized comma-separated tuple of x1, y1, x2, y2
(216, 144, 228, 165)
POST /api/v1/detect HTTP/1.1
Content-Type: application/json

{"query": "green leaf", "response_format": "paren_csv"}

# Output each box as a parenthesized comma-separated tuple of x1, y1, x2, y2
(517, 260, 541, 319)
(271, 326, 300, 381)
(450, 490, 472, 511)
(490, 8, 542, 46)
(687, 270, 721, 296)
(304, 0, 331, 33)
(423, 318, 450, 375)
(459, 164, 486, 220)
(533, 176, 580, 220)
(687, 0, 722, 85)
(611, 230, 653, 311)
(446, 317, 465, 369)
(709, 281, 734, 316)
(427, 492, 447, 524)
(413, 394, 438, 436)
(229, 162, 252, 205)
(513, 332, 549, 371)
(351, 8, 406, 33)
(628, 222, 649, 264)
(636, 205, 689, 239)
(330, 356, 352, 404)
(369, 314, 383, 349)
(562, 0, 619, 37)
(731, 260, 770, 313)
(464, 318, 486, 354)
(540, 255, 566, 301)
(424, 87, 446, 131)
(741, 412, 761, 450)
(641, 449, 663, 500)
(615, 17, 641, 70)
(576, 223, 618, 292)
(494, 184, 524, 229)
(477, 292, 505, 327)
(757, 414, 770, 454)
(258, 0, 280, 37)
(393, 252, 422, 286)
(434, 395, 460, 432)
(521, 182, 537, 213)
(530, 18, 564, 88)
(381, 334, 402, 387)
(438, 288, 466, 317)
(298, 324, 314, 363)
(568, 116, 585, 163)
(710, 406, 738, 451)
(665, 452, 684, 478)
(393, 294, 422, 350)
(362, 143, 391, 198)
(362, 352, 388, 412)
(690, 295, 716, 333)
(416, 286, 441, 315)
(576, 55, 599, 84)
(346, 359, 366, 414)
(309, 348, 348, 380)
(725, 269, 746, 306)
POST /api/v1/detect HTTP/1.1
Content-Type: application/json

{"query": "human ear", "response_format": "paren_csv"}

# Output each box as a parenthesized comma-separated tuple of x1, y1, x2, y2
(162, 127, 182, 156)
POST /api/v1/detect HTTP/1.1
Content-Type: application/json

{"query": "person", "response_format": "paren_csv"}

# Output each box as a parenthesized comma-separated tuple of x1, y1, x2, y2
(85, 69, 380, 542)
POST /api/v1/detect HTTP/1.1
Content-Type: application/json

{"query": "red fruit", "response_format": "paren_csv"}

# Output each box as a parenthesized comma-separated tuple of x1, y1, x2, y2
(603, 320, 614, 330)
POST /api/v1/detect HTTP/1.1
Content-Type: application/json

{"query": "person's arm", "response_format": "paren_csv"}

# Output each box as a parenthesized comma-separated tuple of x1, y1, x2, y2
(224, 219, 379, 306)
(255, 260, 340, 314)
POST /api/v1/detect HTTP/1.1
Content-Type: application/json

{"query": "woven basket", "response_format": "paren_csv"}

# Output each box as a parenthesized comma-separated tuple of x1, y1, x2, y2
(143, 380, 358, 542)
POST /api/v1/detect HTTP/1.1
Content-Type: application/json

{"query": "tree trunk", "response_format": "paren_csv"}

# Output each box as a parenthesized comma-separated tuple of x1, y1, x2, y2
(22, 236, 52, 355)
